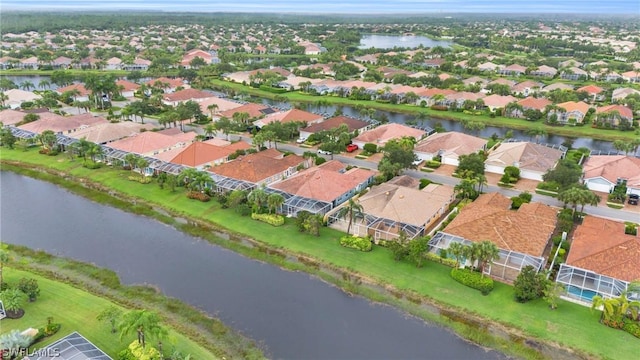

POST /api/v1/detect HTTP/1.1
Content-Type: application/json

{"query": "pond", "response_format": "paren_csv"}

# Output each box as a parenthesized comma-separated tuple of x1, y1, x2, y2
(359, 34, 453, 49)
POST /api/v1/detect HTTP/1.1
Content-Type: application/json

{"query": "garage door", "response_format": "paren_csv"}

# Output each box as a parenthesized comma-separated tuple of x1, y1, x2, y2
(585, 180, 612, 193)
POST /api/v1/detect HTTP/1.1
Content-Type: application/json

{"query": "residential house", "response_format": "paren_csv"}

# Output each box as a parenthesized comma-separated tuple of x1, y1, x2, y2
(167, 141, 251, 170)
(269, 160, 376, 214)
(414, 131, 487, 166)
(68, 120, 154, 144)
(443, 91, 486, 109)
(422, 58, 446, 69)
(330, 181, 454, 241)
(218, 103, 274, 121)
(582, 155, 640, 195)
(18, 112, 108, 135)
(253, 108, 323, 128)
(485, 141, 565, 181)
(107, 129, 197, 157)
(558, 59, 583, 68)
(354, 54, 378, 64)
(51, 56, 72, 69)
(276, 76, 323, 90)
(595, 104, 634, 127)
(299, 116, 372, 140)
(115, 79, 140, 98)
(181, 49, 219, 67)
(477, 62, 502, 72)
(144, 77, 188, 93)
(498, 64, 527, 76)
(3, 89, 42, 109)
(19, 56, 39, 70)
(577, 85, 605, 102)
(560, 67, 588, 80)
(199, 97, 243, 118)
(0, 56, 18, 69)
(481, 94, 517, 112)
(56, 84, 91, 101)
(557, 216, 640, 304)
(162, 88, 216, 106)
(530, 65, 558, 77)
(554, 101, 591, 124)
(0, 109, 41, 126)
(611, 87, 640, 102)
(208, 148, 306, 187)
(511, 80, 543, 97)
(622, 70, 640, 83)
(122, 58, 151, 71)
(105, 57, 122, 70)
(511, 97, 552, 118)
(351, 123, 426, 149)
(428, 193, 557, 282)
(540, 83, 574, 93)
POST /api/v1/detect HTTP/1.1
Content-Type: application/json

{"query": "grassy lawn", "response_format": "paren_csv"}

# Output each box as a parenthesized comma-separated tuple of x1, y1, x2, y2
(2, 148, 638, 359)
(1, 269, 216, 359)
(206, 79, 639, 142)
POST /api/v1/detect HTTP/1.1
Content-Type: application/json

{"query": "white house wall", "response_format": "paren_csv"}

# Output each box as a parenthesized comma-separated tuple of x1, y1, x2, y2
(584, 177, 614, 193)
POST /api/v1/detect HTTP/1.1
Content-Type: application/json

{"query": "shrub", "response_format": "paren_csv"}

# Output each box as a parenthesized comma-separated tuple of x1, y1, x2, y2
(128, 176, 152, 184)
(44, 323, 61, 336)
(186, 191, 211, 202)
(425, 160, 441, 169)
(363, 143, 378, 154)
(623, 319, 640, 339)
(450, 268, 494, 295)
(251, 213, 284, 226)
(127, 340, 161, 360)
(83, 162, 102, 169)
(315, 156, 326, 165)
(537, 181, 560, 191)
(419, 179, 433, 189)
(513, 265, 547, 302)
(425, 252, 457, 268)
(430, 105, 449, 111)
(340, 235, 372, 252)
(17, 278, 40, 302)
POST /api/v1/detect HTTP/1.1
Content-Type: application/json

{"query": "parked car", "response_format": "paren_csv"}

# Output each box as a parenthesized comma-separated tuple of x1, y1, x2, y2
(629, 194, 639, 205)
(317, 149, 332, 155)
(346, 144, 358, 152)
(296, 137, 308, 144)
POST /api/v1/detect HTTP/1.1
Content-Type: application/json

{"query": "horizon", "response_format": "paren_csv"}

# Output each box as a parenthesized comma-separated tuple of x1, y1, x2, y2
(1, 0, 635, 15)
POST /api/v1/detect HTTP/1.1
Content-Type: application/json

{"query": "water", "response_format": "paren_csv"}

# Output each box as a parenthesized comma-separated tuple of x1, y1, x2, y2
(0, 75, 58, 90)
(359, 34, 453, 49)
(0, 171, 505, 360)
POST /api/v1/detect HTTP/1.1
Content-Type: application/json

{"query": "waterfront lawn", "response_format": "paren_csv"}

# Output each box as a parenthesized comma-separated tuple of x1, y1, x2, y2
(2, 148, 637, 359)
(1, 269, 216, 359)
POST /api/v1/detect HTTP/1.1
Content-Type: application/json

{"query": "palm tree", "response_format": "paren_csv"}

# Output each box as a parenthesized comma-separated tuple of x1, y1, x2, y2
(463, 242, 482, 271)
(248, 187, 268, 211)
(19, 81, 35, 91)
(118, 309, 168, 348)
(267, 193, 285, 214)
(178, 168, 199, 188)
(337, 198, 364, 235)
(86, 143, 104, 163)
(477, 241, 500, 277)
(0, 92, 8, 107)
(124, 153, 140, 171)
(207, 103, 219, 119)
(203, 124, 217, 140)
(37, 130, 58, 151)
(447, 242, 465, 268)
(232, 111, 250, 126)
(0, 288, 27, 317)
(136, 157, 149, 176)
(39, 79, 51, 90)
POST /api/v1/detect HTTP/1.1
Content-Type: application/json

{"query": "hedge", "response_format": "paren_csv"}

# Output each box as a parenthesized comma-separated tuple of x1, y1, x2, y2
(450, 268, 494, 295)
(425, 160, 441, 169)
(128, 176, 152, 184)
(623, 319, 640, 339)
(339, 235, 372, 252)
(251, 212, 285, 226)
(187, 191, 211, 202)
(426, 252, 457, 268)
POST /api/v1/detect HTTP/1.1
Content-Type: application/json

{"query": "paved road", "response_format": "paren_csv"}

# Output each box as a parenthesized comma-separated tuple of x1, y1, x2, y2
(273, 141, 640, 223)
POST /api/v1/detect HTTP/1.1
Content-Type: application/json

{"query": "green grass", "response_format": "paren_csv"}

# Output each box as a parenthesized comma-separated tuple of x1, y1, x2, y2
(207, 79, 639, 142)
(2, 148, 638, 359)
(1, 269, 216, 359)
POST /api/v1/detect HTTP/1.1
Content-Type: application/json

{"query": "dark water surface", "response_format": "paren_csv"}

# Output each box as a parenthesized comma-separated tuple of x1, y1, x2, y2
(0, 171, 506, 360)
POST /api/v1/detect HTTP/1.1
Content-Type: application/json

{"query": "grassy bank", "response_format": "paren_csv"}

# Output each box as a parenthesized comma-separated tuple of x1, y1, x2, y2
(0, 69, 129, 77)
(1, 268, 219, 358)
(2, 148, 637, 360)
(207, 78, 639, 142)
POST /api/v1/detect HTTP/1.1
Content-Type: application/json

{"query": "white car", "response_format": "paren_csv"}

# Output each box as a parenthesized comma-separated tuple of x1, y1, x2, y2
(317, 149, 332, 155)
(296, 137, 308, 144)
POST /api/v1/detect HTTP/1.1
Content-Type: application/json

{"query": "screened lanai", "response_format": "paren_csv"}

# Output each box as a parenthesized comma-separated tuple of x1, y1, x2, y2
(327, 211, 425, 241)
(428, 232, 546, 282)
(265, 188, 333, 216)
(8, 126, 37, 139)
(209, 173, 256, 193)
(556, 264, 634, 304)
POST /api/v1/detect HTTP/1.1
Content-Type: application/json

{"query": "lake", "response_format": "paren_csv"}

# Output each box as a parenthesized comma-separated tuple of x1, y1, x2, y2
(359, 34, 453, 49)
(0, 171, 506, 360)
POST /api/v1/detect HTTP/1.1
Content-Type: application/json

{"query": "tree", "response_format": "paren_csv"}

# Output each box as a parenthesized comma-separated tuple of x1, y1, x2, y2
(20, 81, 35, 91)
(97, 306, 124, 334)
(86, 142, 104, 163)
(378, 137, 418, 179)
(267, 193, 285, 214)
(454, 178, 479, 200)
(513, 265, 547, 303)
(476, 241, 500, 277)
(456, 152, 485, 178)
(248, 187, 268, 212)
(37, 130, 58, 152)
(0, 127, 17, 149)
(206, 103, 219, 119)
(543, 282, 565, 310)
(0, 288, 27, 317)
(592, 292, 640, 328)
(22, 113, 40, 124)
(17, 278, 40, 302)
(462, 242, 482, 271)
(118, 309, 168, 348)
(542, 159, 582, 190)
(337, 198, 363, 235)
(215, 116, 233, 140)
(0, 92, 8, 107)
(407, 236, 429, 268)
(388, 232, 410, 261)
(447, 242, 465, 268)
(0, 249, 9, 287)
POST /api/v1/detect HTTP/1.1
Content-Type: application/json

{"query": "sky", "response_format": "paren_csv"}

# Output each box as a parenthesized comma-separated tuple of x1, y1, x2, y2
(0, 0, 636, 14)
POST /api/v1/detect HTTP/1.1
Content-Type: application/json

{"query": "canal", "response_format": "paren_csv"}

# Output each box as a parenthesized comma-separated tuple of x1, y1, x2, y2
(0, 171, 507, 360)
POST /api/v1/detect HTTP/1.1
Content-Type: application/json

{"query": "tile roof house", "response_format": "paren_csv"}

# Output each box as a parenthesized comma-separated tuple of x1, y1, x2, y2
(299, 116, 372, 139)
(168, 141, 251, 169)
(254, 108, 324, 128)
(430, 193, 557, 282)
(557, 216, 640, 304)
(621, 70, 640, 83)
(208, 148, 306, 186)
(481, 94, 518, 112)
(414, 132, 487, 166)
(56, 83, 91, 101)
(68, 121, 154, 144)
(107, 130, 197, 156)
(0, 109, 33, 125)
(198, 97, 243, 117)
(510, 97, 553, 118)
(162, 88, 216, 106)
(611, 87, 640, 102)
(554, 101, 591, 124)
(485, 141, 565, 181)
(498, 64, 527, 76)
(105, 57, 122, 70)
(335, 182, 455, 242)
(477, 61, 502, 72)
(218, 103, 273, 120)
(560, 67, 588, 81)
(269, 160, 376, 210)
(181, 49, 215, 67)
(3, 89, 42, 109)
(582, 155, 640, 195)
(115, 79, 140, 98)
(144, 77, 188, 93)
(540, 82, 574, 92)
(511, 80, 543, 97)
(351, 123, 427, 149)
(577, 85, 605, 102)
(595, 104, 634, 127)
(530, 65, 558, 77)
(18, 112, 108, 135)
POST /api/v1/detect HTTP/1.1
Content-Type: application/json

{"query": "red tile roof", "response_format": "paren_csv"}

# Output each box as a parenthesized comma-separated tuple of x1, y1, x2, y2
(169, 141, 235, 167)
(163, 88, 215, 103)
(567, 216, 640, 282)
(596, 104, 633, 120)
(218, 103, 271, 119)
(352, 123, 426, 146)
(56, 83, 90, 97)
(517, 97, 552, 111)
(257, 108, 323, 126)
(208, 148, 305, 183)
(577, 85, 604, 94)
(583, 155, 640, 188)
(302, 116, 369, 134)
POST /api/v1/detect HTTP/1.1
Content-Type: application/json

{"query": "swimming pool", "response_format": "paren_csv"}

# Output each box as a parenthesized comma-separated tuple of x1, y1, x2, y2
(567, 285, 599, 302)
